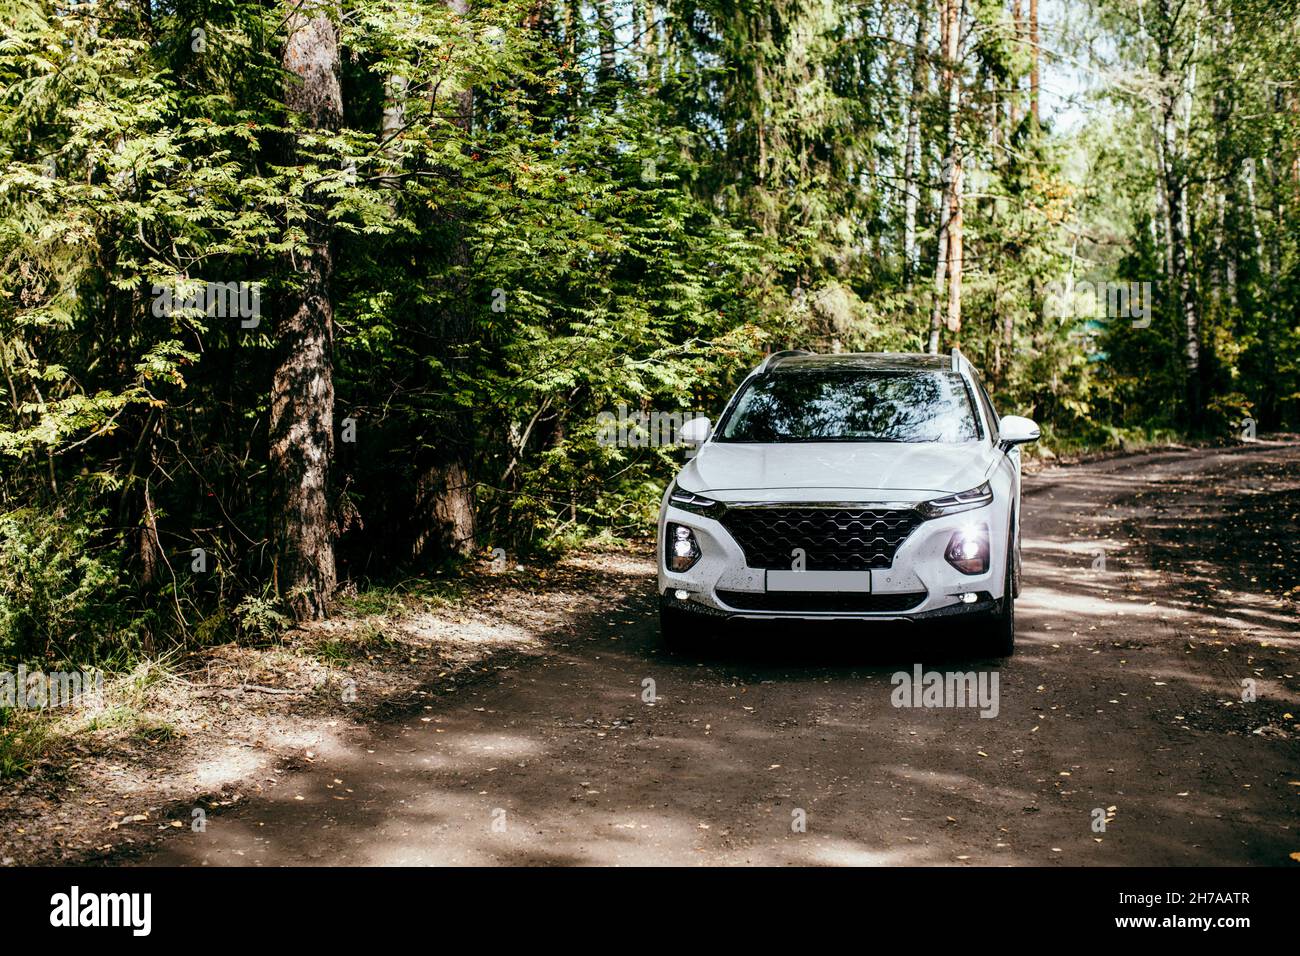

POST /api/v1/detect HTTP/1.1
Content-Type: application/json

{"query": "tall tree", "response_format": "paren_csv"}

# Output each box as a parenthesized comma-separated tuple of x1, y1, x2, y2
(1029, 0, 1039, 123)
(1151, 0, 1202, 424)
(902, 0, 930, 281)
(271, 0, 343, 620)
(409, 0, 478, 564)
(927, 0, 963, 352)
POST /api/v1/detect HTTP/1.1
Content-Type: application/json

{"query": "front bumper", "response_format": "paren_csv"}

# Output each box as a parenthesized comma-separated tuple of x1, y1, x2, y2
(657, 498, 1009, 623)
(660, 588, 999, 623)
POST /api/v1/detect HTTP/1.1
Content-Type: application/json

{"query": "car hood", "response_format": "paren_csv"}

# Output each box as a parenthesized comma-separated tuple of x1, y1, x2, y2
(678, 441, 995, 500)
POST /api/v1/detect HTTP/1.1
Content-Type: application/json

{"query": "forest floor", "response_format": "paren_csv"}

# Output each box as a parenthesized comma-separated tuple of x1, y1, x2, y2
(2, 441, 1299, 866)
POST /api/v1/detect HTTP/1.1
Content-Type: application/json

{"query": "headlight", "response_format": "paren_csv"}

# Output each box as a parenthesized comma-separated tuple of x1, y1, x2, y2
(665, 523, 701, 572)
(668, 484, 721, 516)
(945, 523, 990, 574)
(919, 481, 992, 518)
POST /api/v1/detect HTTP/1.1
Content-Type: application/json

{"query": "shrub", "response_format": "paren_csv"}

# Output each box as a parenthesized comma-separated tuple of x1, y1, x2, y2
(0, 507, 139, 665)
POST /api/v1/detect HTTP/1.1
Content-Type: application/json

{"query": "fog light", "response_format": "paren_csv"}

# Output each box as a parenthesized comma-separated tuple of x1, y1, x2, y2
(674, 589, 690, 601)
(959, 591, 977, 604)
(666, 523, 701, 572)
(945, 524, 990, 575)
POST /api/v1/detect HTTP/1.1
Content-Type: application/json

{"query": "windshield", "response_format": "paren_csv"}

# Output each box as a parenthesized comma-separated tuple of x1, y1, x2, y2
(716, 369, 980, 443)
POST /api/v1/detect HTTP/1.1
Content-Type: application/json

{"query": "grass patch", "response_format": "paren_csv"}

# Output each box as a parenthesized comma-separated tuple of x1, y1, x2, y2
(129, 716, 179, 745)
(0, 658, 186, 778)
(313, 639, 352, 666)
(301, 619, 402, 669)
(336, 576, 466, 618)
(0, 710, 52, 779)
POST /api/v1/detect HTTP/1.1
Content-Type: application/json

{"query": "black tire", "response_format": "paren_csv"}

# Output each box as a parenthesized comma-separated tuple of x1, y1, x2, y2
(659, 604, 703, 653)
(980, 591, 1015, 657)
(1011, 522, 1023, 598)
(980, 519, 1017, 657)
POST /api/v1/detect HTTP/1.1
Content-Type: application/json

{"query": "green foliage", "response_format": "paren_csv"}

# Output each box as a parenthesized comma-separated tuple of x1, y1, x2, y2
(0, 507, 140, 664)
(233, 592, 291, 643)
(0, 0, 1294, 660)
(0, 707, 50, 779)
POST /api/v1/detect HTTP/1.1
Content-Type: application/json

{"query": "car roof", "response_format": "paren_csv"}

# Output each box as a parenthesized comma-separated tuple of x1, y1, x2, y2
(765, 351, 952, 373)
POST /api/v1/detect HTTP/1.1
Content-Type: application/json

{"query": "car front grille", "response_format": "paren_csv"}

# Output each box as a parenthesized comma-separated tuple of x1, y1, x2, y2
(716, 590, 927, 613)
(717, 506, 923, 571)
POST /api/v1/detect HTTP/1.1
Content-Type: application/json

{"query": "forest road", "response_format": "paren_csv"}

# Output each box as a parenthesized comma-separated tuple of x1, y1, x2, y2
(135, 443, 1300, 865)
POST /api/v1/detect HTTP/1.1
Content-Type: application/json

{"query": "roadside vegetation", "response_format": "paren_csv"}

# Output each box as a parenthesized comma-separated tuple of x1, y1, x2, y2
(0, 0, 1297, 771)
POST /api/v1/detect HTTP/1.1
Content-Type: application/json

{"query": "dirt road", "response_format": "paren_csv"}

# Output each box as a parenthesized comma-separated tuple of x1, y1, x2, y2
(136, 444, 1300, 865)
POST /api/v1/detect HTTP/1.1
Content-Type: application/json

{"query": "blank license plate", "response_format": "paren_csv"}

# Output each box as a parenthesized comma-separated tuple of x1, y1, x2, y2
(766, 570, 872, 593)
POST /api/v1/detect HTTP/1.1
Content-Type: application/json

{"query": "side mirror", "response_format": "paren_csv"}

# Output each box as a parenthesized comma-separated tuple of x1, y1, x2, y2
(679, 416, 712, 447)
(999, 415, 1040, 446)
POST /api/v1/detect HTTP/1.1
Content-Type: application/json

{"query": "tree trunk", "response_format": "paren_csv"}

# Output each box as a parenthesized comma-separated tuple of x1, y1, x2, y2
(946, 151, 964, 339)
(1010, 0, 1022, 128)
(271, 1, 342, 621)
(943, 0, 963, 340)
(566, 0, 581, 116)
(1162, 97, 1200, 427)
(927, 169, 952, 355)
(1267, 89, 1283, 332)
(381, 73, 407, 196)
(1263, 88, 1284, 423)
(410, 458, 476, 561)
(597, 0, 616, 97)
(753, 14, 770, 194)
(902, 0, 929, 281)
(1029, 0, 1039, 124)
(408, 0, 479, 565)
(927, 0, 961, 353)
(448, 0, 472, 126)
(1153, 0, 1201, 428)
(637, 1, 656, 88)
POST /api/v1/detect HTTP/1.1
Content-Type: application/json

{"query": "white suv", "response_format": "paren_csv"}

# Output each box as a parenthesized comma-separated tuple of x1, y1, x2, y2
(656, 349, 1039, 655)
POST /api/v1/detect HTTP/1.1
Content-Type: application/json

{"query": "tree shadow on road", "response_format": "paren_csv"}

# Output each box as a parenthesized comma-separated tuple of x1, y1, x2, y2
(131, 444, 1300, 867)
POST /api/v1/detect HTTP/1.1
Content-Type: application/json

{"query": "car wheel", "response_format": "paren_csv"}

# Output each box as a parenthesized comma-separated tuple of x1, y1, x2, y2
(981, 524, 1017, 657)
(983, 591, 1015, 658)
(1012, 526, 1023, 598)
(659, 604, 702, 653)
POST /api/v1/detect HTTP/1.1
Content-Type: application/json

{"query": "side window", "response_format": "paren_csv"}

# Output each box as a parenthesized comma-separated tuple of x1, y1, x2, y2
(958, 379, 985, 440)
(973, 375, 1000, 441)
